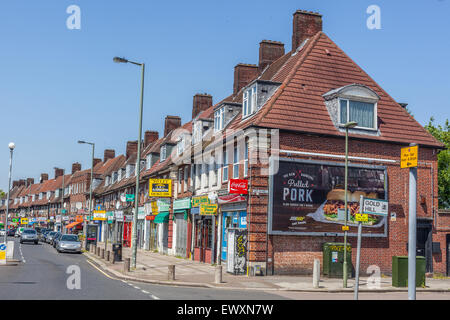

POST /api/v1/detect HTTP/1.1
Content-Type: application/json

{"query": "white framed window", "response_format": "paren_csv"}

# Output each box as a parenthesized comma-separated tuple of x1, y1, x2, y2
(184, 166, 188, 192)
(146, 154, 152, 169)
(178, 168, 182, 193)
(193, 121, 202, 144)
(177, 136, 185, 156)
(233, 146, 239, 179)
(161, 145, 167, 161)
(214, 107, 225, 132)
(244, 141, 249, 177)
(195, 164, 201, 190)
(339, 98, 376, 130)
(222, 149, 228, 183)
(243, 84, 257, 118)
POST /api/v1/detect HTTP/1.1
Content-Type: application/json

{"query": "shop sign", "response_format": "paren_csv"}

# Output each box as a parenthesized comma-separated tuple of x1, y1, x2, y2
(400, 145, 418, 169)
(362, 198, 388, 216)
(106, 211, 114, 224)
(145, 215, 155, 221)
(76, 215, 84, 223)
(132, 207, 146, 220)
(115, 210, 124, 222)
(192, 195, 210, 207)
(269, 158, 387, 237)
(20, 218, 28, 225)
(62, 216, 69, 221)
(173, 198, 191, 210)
(56, 216, 61, 223)
(93, 211, 106, 221)
(125, 194, 135, 202)
(149, 179, 172, 197)
(217, 194, 246, 205)
(124, 215, 133, 222)
(228, 179, 248, 194)
(200, 204, 218, 216)
(151, 201, 158, 214)
(12, 218, 19, 223)
(150, 199, 170, 214)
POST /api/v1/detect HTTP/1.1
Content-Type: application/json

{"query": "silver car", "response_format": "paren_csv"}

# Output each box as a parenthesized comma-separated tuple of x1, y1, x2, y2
(56, 234, 82, 253)
(20, 228, 38, 244)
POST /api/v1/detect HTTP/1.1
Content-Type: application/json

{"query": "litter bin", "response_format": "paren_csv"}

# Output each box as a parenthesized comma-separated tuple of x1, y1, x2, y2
(112, 243, 122, 262)
(392, 256, 426, 287)
(323, 242, 352, 278)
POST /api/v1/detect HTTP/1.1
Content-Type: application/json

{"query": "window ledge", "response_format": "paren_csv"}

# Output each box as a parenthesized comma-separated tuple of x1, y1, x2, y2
(338, 124, 378, 132)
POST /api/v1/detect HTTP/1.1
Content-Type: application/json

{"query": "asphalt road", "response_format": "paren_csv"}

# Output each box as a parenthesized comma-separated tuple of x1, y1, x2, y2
(0, 236, 286, 300)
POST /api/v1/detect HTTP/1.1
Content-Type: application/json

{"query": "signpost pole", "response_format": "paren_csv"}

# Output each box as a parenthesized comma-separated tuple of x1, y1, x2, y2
(354, 195, 364, 300)
(408, 156, 417, 300)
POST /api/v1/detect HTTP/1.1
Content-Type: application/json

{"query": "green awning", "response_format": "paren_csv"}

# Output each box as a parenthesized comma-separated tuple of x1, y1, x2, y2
(174, 209, 188, 220)
(154, 211, 169, 224)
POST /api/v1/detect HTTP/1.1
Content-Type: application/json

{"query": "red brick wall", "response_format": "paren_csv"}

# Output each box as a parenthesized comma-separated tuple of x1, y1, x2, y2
(247, 131, 443, 275)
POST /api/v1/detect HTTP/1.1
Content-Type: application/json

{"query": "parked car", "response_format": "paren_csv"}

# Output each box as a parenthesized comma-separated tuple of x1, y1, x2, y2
(46, 231, 57, 244)
(56, 234, 82, 253)
(40, 230, 50, 242)
(20, 228, 38, 244)
(52, 232, 62, 247)
(15, 227, 24, 237)
(7, 228, 16, 237)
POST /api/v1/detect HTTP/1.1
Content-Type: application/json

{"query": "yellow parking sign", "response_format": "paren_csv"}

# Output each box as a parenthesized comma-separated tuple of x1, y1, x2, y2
(20, 218, 28, 225)
(401, 146, 418, 169)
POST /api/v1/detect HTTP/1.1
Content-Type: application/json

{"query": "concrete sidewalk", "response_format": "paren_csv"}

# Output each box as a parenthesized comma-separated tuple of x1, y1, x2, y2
(84, 242, 450, 293)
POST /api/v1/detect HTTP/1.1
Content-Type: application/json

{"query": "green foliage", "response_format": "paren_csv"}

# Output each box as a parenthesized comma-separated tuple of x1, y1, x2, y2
(0, 189, 4, 198)
(425, 117, 450, 208)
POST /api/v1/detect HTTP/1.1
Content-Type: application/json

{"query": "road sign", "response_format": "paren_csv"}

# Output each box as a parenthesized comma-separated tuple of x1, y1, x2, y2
(0, 243, 6, 264)
(362, 198, 388, 216)
(125, 194, 135, 202)
(342, 225, 349, 231)
(355, 213, 368, 222)
(61, 209, 67, 214)
(401, 145, 418, 169)
(20, 218, 28, 225)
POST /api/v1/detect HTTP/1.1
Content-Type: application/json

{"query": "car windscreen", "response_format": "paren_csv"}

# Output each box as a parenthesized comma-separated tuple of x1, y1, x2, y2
(49, 232, 56, 236)
(23, 229, 36, 234)
(61, 235, 78, 242)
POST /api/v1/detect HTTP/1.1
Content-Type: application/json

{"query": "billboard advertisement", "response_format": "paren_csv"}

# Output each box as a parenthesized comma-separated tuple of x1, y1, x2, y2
(149, 179, 172, 197)
(269, 158, 387, 237)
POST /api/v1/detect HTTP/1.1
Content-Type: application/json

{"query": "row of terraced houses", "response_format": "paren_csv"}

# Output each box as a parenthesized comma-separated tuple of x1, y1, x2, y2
(1, 10, 448, 276)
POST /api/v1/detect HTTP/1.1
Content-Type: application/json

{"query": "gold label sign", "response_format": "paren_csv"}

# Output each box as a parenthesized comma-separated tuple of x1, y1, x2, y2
(401, 146, 418, 169)
(355, 213, 368, 222)
(200, 204, 218, 216)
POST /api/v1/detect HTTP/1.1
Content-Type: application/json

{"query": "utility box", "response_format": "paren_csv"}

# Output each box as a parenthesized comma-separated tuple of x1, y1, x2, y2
(323, 242, 352, 278)
(112, 243, 122, 262)
(392, 256, 426, 287)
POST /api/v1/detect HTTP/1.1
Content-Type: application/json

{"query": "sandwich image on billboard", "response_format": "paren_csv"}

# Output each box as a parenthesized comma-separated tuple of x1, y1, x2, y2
(269, 158, 387, 236)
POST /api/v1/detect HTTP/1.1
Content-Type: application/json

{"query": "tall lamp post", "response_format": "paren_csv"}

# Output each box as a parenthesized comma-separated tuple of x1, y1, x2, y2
(3, 142, 15, 244)
(113, 56, 145, 270)
(78, 140, 95, 250)
(54, 167, 65, 234)
(343, 121, 357, 288)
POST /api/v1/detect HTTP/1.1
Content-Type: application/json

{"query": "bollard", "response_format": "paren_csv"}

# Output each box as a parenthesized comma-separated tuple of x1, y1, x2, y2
(106, 250, 110, 262)
(110, 251, 115, 264)
(100, 248, 104, 259)
(97, 247, 101, 256)
(215, 265, 223, 284)
(313, 258, 320, 289)
(124, 258, 130, 273)
(168, 265, 175, 280)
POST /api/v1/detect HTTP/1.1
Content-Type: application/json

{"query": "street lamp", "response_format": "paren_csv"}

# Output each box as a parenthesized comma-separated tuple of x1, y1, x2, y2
(3, 142, 15, 244)
(343, 121, 357, 288)
(54, 167, 65, 234)
(113, 56, 145, 270)
(78, 140, 95, 250)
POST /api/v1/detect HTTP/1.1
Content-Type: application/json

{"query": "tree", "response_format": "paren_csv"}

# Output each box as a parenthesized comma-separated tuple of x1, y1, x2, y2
(425, 117, 450, 208)
(0, 189, 5, 198)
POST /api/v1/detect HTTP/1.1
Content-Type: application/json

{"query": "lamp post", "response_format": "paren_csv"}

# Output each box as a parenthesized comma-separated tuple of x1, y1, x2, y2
(3, 142, 15, 244)
(78, 140, 95, 250)
(343, 121, 357, 288)
(113, 56, 145, 270)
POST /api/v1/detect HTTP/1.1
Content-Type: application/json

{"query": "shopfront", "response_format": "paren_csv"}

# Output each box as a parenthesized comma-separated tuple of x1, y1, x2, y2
(123, 214, 133, 247)
(135, 206, 146, 249)
(218, 194, 248, 262)
(173, 198, 191, 258)
(154, 211, 169, 253)
(192, 200, 217, 264)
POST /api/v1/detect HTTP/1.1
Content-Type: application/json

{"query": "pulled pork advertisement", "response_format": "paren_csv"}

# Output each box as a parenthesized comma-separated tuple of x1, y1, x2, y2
(270, 159, 387, 236)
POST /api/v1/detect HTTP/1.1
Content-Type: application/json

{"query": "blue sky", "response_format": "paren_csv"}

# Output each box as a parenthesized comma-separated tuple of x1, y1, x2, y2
(0, 0, 449, 190)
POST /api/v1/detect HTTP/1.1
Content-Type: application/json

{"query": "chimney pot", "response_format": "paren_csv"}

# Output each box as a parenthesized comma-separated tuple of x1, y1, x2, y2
(93, 158, 102, 168)
(26, 178, 34, 187)
(72, 162, 82, 174)
(54, 168, 64, 179)
(163, 116, 182, 137)
(103, 149, 116, 162)
(40, 173, 48, 183)
(144, 131, 159, 148)
(192, 94, 213, 119)
(126, 141, 139, 160)
(292, 10, 322, 51)
(259, 40, 285, 72)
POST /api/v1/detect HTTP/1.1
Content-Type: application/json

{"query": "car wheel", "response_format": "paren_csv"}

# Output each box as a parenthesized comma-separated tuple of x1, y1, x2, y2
(20, 240, 23, 244)
(34, 241, 38, 245)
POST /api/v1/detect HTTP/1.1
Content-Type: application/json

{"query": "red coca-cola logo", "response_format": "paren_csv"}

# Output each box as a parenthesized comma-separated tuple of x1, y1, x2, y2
(228, 179, 248, 194)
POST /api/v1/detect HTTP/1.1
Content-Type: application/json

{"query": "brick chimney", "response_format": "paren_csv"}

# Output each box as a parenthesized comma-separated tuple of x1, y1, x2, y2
(233, 64, 259, 95)
(259, 40, 285, 72)
(12, 180, 19, 188)
(18, 179, 26, 187)
(26, 178, 34, 186)
(72, 162, 82, 174)
(292, 10, 322, 51)
(93, 158, 102, 168)
(164, 116, 182, 137)
(54, 168, 64, 179)
(40, 173, 48, 183)
(103, 149, 115, 162)
(192, 94, 213, 119)
(126, 141, 138, 160)
(144, 131, 159, 148)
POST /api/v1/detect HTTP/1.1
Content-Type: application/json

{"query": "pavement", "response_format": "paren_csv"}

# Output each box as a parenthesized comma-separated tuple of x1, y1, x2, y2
(84, 242, 450, 293)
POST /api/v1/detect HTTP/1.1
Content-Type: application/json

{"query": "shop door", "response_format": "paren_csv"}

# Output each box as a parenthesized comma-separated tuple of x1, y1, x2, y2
(175, 213, 188, 258)
(417, 220, 432, 273)
(123, 222, 132, 247)
(221, 211, 247, 262)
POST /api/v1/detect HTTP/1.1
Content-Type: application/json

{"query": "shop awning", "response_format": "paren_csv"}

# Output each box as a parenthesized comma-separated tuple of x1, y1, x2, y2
(174, 209, 188, 220)
(66, 221, 82, 229)
(154, 212, 169, 224)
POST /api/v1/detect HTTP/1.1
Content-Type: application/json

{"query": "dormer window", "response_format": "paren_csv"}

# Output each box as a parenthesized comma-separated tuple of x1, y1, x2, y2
(214, 107, 225, 132)
(339, 99, 375, 130)
(323, 84, 380, 134)
(161, 145, 167, 161)
(243, 84, 257, 118)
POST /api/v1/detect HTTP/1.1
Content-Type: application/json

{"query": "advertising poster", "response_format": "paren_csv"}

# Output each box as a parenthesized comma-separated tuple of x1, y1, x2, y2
(269, 158, 387, 236)
(149, 179, 172, 197)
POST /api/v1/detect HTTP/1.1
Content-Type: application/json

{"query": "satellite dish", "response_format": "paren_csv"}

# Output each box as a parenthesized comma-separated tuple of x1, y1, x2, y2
(116, 201, 121, 210)
(120, 194, 126, 202)
(75, 202, 82, 210)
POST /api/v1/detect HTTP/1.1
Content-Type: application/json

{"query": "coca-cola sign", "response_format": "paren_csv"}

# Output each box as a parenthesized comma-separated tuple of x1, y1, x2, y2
(228, 179, 248, 194)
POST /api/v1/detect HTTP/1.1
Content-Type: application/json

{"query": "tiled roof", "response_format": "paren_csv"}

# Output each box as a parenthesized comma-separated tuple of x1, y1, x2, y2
(229, 32, 443, 148)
